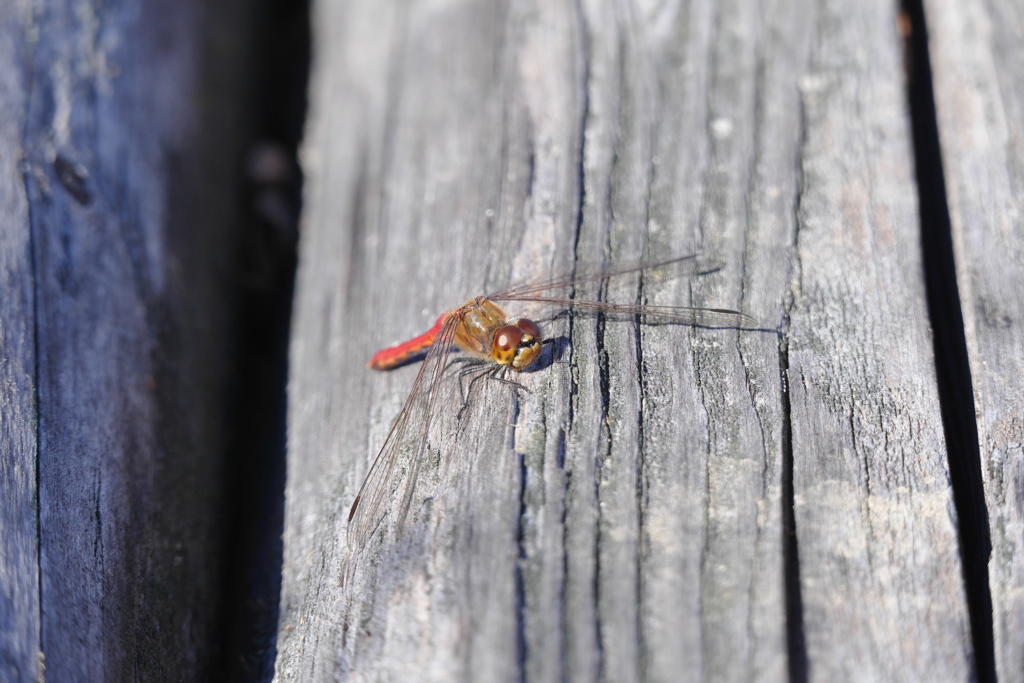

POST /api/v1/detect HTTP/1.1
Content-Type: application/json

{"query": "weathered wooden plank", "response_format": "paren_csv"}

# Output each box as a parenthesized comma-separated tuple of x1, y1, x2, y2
(0, 1, 255, 679)
(926, 0, 1024, 679)
(785, 1, 972, 678)
(277, 0, 972, 680)
(0, 4, 40, 680)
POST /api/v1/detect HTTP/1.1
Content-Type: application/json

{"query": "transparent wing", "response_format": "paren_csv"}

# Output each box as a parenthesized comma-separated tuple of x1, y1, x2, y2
(492, 296, 758, 329)
(490, 253, 723, 300)
(488, 253, 755, 329)
(346, 313, 462, 548)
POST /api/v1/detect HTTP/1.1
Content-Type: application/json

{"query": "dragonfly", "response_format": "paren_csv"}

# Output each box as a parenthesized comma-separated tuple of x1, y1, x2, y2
(347, 254, 755, 547)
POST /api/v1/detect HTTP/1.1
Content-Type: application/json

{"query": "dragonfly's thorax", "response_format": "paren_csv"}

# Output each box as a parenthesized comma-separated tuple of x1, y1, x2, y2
(451, 298, 542, 371)
(452, 298, 507, 356)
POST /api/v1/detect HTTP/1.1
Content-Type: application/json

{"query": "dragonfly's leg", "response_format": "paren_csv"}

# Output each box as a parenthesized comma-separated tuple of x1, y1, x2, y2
(449, 356, 483, 381)
(488, 366, 531, 394)
(456, 363, 491, 418)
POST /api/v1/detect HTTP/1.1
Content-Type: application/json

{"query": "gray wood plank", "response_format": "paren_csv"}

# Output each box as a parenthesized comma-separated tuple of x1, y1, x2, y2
(0, 1, 255, 679)
(278, 0, 972, 680)
(786, 1, 972, 678)
(926, 0, 1024, 679)
(0, 4, 40, 680)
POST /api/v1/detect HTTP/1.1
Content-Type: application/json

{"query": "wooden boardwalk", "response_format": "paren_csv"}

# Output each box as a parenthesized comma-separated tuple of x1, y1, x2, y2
(275, 0, 1016, 681)
(2, 0, 1022, 681)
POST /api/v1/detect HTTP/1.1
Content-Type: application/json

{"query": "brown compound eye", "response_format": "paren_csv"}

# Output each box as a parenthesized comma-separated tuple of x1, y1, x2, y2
(517, 318, 541, 341)
(511, 318, 543, 371)
(492, 325, 523, 365)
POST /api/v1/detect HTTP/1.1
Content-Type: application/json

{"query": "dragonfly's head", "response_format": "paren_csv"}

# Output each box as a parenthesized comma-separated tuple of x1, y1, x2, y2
(492, 318, 542, 371)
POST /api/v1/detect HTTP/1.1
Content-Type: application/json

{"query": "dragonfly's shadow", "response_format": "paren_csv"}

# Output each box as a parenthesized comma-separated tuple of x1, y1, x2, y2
(371, 348, 428, 371)
(509, 334, 569, 374)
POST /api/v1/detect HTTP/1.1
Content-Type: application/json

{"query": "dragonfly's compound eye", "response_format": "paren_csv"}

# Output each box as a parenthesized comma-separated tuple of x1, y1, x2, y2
(492, 325, 523, 365)
(511, 318, 543, 371)
(517, 318, 541, 341)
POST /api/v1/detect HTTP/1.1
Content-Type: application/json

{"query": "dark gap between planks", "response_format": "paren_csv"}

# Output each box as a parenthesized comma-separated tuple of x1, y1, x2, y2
(783, 54, 810, 683)
(780, 339, 807, 683)
(901, 1, 996, 681)
(214, 0, 309, 680)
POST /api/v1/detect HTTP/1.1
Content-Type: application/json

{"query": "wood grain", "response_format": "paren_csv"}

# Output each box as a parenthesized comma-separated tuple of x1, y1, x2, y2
(0, 4, 40, 679)
(278, 0, 973, 680)
(0, 1, 254, 679)
(926, 0, 1024, 680)
(785, 1, 972, 677)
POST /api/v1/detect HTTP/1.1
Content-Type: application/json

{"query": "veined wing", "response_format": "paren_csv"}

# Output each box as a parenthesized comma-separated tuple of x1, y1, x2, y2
(347, 312, 462, 548)
(490, 253, 723, 300)
(493, 296, 757, 329)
